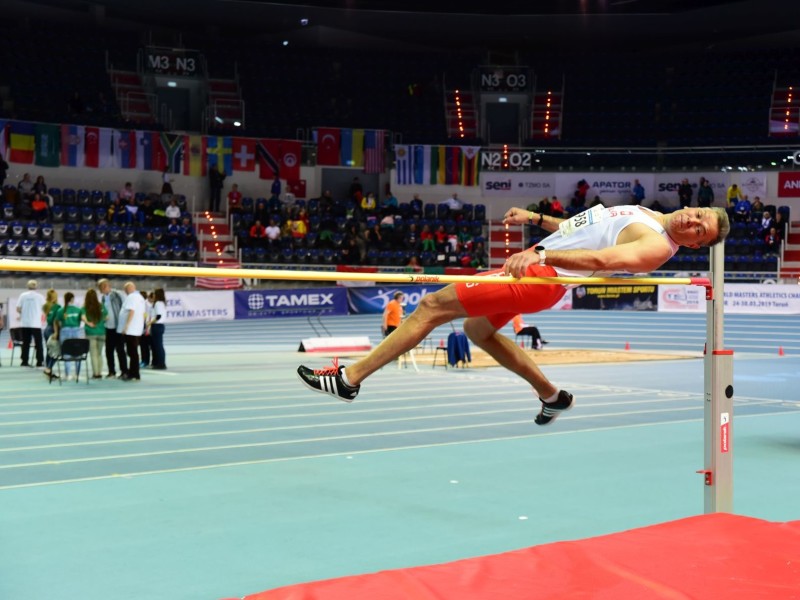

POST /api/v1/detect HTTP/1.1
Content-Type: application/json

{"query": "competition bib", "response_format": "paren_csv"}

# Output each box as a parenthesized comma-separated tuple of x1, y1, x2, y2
(557, 205, 605, 237)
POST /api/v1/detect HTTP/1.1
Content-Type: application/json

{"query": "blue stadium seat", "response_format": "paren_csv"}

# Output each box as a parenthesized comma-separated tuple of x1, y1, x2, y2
(66, 241, 82, 258)
(112, 243, 127, 260)
(50, 241, 63, 258)
(50, 205, 64, 223)
(5, 239, 20, 256)
(20, 239, 34, 256)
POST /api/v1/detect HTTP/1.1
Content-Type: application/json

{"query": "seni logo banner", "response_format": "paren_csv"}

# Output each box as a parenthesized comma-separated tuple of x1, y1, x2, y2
(234, 287, 348, 319)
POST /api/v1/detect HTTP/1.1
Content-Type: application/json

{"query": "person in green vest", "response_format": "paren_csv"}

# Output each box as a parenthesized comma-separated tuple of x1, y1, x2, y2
(42, 289, 61, 380)
(80, 288, 108, 379)
(55, 292, 84, 381)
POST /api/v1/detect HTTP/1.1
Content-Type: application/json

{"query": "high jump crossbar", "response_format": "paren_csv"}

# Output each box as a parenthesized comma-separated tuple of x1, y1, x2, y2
(0, 259, 712, 289)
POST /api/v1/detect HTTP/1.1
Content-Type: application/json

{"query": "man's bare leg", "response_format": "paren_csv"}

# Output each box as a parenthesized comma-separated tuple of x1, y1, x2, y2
(344, 285, 468, 386)
(463, 316, 557, 399)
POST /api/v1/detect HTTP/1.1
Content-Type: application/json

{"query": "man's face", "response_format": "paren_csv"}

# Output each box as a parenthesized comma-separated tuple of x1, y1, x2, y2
(668, 207, 719, 248)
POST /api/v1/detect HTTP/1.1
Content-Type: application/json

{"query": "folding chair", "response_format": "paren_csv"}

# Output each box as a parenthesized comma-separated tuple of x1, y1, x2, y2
(51, 338, 90, 385)
(8, 327, 24, 365)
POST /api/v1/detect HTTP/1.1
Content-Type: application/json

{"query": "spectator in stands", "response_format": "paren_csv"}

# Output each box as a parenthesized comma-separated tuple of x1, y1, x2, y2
(31, 193, 49, 221)
(678, 178, 693, 208)
(266, 191, 282, 216)
(349, 176, 363, 202)
(80, 288, 107, 379)
(576, 179, 590, 203)
(17, 280, 45, 368)
(537, 196, 552, 216)
(142, 232, 158, 260)
(107, 197, 124, 224)
(227, 183, 242, 214)
(550, 196, 565, 217)
(290, 211, 308, 241)
(180, 217, 195, 244)
(18, 173, 34, 200)
(367, 223, 384, 250)
(119, 182, 134, 202)
(67, 91, 84, 115)
(420, 223, 435, 252)
(458, 223, 473, 250)
(361, 191, 377, 217)
(265, 218, 281, 247)
(140, 196, 156, 226)
(381, 191, 398, 216)
(751, 196, 765, 216)
(734, 196, 752, 222)
(165, 197, 181, 221)
(271, 176, 282, 199)
(405, 222, 420, 251)
(139, 292, 154, 368)
(631, 179, 645, 205)
(773, 210, 787, 238)
(161, 167, 174, 195)
(697, 179, 714, 207)
(0, 155, 8, 189)
(249, 220, 267, 247)
(444, 193, 463, 215)
(567, 189, 586, 217)
(55, 291, 84, 381)
(254, 198, 269, 224)
(409, 193, 423, 218)
(726, 184, 741, 208)
(471, 241, 488, 268)
(209, 167, 226, 213)
(125, 197, 143, 225)
(589, 195, 604, 208)
(346, 222, 367, 262)
(94, 240, 111, 261)
(97, 278, 127, 379)
(434, 224, 448, 252)
(166, 218, 180, 246)
(33, 175, 48, 197)
(760, 210, 774, 236)
(765, 226, 781, 253)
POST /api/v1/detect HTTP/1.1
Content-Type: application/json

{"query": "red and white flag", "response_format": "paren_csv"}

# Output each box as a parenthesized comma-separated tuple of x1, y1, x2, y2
(232, 137, 256, 172)
(364, 129, 385, 174)
(85, 127, 115, 168)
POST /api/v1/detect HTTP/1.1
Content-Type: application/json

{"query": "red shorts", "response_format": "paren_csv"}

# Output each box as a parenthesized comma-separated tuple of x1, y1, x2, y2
(455, 265, 566, 329)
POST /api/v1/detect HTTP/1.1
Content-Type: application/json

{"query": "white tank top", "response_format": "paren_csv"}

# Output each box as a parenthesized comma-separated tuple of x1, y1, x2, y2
(539, 205, 679, 277)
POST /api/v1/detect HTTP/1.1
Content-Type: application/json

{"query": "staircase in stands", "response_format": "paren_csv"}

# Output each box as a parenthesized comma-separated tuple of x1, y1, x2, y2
(108, 69, 156, 125)
(779, 219, 800, 279)
(207, 77, 245, 128)
(488, 221, 526, 269)
(445, 89, 478, 139)
(193, 212, 242, 289)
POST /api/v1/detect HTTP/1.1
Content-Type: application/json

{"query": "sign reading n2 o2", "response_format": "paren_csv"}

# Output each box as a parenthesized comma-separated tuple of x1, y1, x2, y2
(480, 150, 536, 172)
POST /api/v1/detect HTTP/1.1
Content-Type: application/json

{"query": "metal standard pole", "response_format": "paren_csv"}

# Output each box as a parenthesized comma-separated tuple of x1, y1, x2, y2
(702, 244, 734, 513)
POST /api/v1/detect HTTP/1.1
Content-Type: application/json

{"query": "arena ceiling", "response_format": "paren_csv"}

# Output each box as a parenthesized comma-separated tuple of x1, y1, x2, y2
(5, 0, 800, 52)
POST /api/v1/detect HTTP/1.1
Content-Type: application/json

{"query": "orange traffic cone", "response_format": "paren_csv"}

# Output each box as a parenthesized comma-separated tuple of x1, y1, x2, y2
(779, 346, 785, 357)
(624, 341, 630, 351)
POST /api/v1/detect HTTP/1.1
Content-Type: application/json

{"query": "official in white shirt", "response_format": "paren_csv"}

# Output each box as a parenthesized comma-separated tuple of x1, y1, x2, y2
(16, 280, 45, 367)
(119, 281, 147, 381)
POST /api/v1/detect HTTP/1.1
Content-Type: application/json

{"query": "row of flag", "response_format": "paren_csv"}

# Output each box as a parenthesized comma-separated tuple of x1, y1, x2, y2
(315, 127, 386, 173)
(394, 144, 481, 186)
(0, 120, 302, 181)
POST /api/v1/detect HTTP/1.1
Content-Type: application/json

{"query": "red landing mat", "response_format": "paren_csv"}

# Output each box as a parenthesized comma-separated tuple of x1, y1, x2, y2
(243, 514, 800, 600)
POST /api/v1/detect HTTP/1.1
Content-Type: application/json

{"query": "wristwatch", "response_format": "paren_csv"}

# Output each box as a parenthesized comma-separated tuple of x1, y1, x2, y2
(534, 245, 546, 266)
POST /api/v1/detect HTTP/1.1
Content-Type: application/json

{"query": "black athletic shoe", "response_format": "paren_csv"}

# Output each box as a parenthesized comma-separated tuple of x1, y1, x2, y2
(297, 358, 360, 403)
(535, 390, 574, 426)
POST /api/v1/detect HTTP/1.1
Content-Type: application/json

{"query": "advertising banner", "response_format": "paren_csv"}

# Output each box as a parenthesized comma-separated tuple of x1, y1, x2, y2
(347, 284, 445, 314)
(234, 287, 348, 319)
(554, 173, 655, 206)
(480, 172, 555, 198)
(658, 283, 800, 314)
(166, 291, 235, 323)
(652, 172, 729, 205)
(571, 284, 658, 311)
(777, 171, 800, 198)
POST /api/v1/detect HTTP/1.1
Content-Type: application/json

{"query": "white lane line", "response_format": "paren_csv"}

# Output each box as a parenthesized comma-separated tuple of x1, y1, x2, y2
(2, 409, 798, 491)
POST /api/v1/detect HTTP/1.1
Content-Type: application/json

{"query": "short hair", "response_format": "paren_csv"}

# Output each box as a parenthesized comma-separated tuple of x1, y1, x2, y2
(393, 291, 404, 300)
(27, 280, 37, 289)
(706, 207, 730, 247)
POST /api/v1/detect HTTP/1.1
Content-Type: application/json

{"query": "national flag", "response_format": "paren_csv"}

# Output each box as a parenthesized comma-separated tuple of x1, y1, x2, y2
(114, 130, 138, 169)
(279, 139, 301, 181)
(460, 146, 481, 186)
(8, 122, 35, 164)
(84, 127, 115, 168)
(183, 135, 207, 177)
(394, 145, 413, 185)
(207, 136, 233, 176)
(340, 128, 364, 167)
(256, 139, 281, 180)
(34, 123, 60, 167)
(232, 138, 256, 171)
(316, 127, 340, 166)
(160, 133, 183, 173)
(364, 129, 385, 174)
(61, 124, 85, 167)
(136, 131, 164, 171)
(444, 146, 461, 185)
(0, 120, 8, 160)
